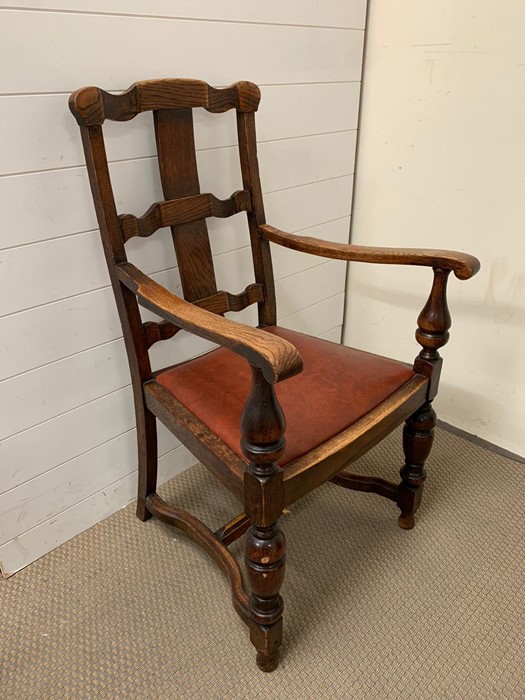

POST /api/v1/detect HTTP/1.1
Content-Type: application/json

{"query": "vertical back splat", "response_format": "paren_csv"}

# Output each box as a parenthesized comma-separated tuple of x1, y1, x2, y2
(154, 109, 218, 302)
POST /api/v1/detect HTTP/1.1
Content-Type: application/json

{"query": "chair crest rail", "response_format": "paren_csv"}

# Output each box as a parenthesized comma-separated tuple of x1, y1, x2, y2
(69, 79, 261, 126)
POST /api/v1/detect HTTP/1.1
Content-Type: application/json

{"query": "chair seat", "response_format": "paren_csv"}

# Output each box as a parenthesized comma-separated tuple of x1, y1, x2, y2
(155, 327, 416, 467)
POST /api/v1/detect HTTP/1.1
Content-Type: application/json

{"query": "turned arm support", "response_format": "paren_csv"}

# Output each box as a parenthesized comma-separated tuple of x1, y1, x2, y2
(116, 262, 303, 384)
(259, 224, 480, 399)
(259, 224, 480, 280)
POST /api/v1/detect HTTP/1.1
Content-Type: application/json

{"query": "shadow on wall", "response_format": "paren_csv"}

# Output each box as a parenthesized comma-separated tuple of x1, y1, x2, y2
(437, 381, 498, 435)
(353, 282, 525, 328)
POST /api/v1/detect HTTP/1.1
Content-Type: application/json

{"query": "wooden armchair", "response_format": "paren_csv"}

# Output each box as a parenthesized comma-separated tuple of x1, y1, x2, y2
(69, 79, 480, 672)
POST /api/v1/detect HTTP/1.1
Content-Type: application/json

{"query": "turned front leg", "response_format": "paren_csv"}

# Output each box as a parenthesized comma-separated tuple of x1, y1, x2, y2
(399, 267, 450, 529)
(398, 401, 436, 529)
(241, 367, 286, 672)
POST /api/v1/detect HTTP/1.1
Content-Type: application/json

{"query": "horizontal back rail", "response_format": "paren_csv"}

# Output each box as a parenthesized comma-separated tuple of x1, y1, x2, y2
(143, 320, 180, 349)
(119, 190, 252, 242)
(141, 283, 264, 349)
(195, 284, 264, 315)
(69, 79, 261, 126)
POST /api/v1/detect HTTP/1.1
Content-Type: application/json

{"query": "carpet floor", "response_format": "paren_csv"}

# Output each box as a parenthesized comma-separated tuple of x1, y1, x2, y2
(1, 426, 524, 699)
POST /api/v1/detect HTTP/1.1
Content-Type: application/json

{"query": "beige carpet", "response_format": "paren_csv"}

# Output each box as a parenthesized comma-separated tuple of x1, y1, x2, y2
(1, 427, 524, 699)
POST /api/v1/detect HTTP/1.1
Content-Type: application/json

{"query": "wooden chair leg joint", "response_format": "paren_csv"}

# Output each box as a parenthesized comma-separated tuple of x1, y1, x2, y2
(136, 498, 153, 522)
(214, 512, 250, 546)
(145, 494, 250, 623)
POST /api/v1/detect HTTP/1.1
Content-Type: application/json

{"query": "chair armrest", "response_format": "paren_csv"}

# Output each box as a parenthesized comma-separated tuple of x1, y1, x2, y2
(259, 224, 480, 280)
(116, 262, 303, 384)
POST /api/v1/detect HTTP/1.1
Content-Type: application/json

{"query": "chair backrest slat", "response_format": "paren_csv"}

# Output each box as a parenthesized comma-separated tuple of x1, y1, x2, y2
(193, 283, 264, 315)
(119, 190, 252, 242)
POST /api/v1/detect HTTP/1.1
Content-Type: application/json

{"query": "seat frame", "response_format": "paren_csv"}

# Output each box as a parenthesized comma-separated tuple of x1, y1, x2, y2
(69, 79, 480, 672)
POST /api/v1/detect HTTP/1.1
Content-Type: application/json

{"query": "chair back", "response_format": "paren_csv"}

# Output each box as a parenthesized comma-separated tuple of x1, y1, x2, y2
(69, 79, 277, 376)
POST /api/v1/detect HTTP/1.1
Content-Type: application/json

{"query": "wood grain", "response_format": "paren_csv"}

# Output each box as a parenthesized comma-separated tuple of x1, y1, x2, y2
(119, 190, 252, 241)
(237, 111, 277, 325)
(259, 224, 481, 280)
(144, 381, 246, 501)
(117, 262, 303, 384)
(142, 284, 264, 348)
(69, 80, 261, 126)
(154, 108, 218, 302)
(214, 513, 251, 546)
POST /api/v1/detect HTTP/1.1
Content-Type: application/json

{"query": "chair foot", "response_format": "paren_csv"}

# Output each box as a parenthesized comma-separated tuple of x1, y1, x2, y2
(398, 513, 416, 530)
(397, 483, 423, 530)
(256, 650, 279, 672)
(136, 498, 153, 522)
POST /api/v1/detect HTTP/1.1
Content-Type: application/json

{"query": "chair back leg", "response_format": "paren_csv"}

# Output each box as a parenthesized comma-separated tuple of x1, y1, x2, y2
(136, 406, 158, 522)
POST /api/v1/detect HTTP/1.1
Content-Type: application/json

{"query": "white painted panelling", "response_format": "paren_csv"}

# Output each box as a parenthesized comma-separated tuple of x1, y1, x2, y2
(0, 287, 121, 381)
(198, 129, 356, 196)
(0, 425, 182, 547)
(0, 320, 217, 441)
(1, 128, 354, 252)
(1, 168, 98, 249)
(0, 3, 366, 573)
(279, 294, 345, 338)
(1, 431, 139, 546)
(1, 217, 349, 383)
(271, 217, 351, 281)
(0, 339, 129, 440)
(0, 444, 197, 578)
(2, 171, 352, 317)
(319, 326, 343, 343)
(1, 387, 135, 493)
(276, 260, 347, 319)
(0, 232, 111, 316)
(0, 12, 364, 92)
(266, 176, 353, 232)
(0, 83, 360, 176)
(4, 1, 367, 29)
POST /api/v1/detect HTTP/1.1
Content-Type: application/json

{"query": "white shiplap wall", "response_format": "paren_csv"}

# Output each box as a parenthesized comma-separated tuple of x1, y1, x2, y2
(0, 1, 367, 575)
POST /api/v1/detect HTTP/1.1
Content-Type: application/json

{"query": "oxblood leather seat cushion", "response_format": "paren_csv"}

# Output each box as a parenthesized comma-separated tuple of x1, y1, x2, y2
(155, 326, 416, 467)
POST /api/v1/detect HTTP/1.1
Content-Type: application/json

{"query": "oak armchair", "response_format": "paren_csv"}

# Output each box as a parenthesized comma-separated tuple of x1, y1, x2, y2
(69, 79, 480, 672)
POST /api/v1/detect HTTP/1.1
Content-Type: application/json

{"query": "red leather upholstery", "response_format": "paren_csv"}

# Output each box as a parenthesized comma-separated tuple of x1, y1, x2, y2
(155, 326, 415, 467)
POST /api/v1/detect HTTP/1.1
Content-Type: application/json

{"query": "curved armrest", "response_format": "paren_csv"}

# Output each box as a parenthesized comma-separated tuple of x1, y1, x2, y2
(259, 224, 480, 280)
(116, 262, 303, 384)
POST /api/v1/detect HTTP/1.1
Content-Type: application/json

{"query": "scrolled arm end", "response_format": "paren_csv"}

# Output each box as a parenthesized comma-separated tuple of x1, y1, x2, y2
(447, 253, 480, 280)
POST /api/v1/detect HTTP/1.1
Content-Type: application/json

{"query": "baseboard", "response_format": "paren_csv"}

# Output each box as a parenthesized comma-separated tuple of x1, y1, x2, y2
(437, 420, 525, 465)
